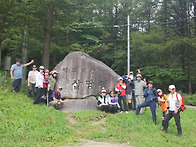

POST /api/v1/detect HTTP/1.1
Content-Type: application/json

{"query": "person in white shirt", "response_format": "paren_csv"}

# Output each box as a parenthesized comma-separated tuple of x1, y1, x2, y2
(33, 66, 44, 104)
(163, 85, 182, 136)
(27, 65, 38, 97)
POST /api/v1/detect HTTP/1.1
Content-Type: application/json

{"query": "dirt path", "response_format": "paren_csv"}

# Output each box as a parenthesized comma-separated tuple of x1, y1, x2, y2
(186, 105, 196, 110)
(59, 139, 132, 147)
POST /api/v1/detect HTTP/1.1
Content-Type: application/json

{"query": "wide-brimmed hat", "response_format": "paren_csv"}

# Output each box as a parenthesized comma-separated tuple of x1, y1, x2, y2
(52, 70, 58, 74)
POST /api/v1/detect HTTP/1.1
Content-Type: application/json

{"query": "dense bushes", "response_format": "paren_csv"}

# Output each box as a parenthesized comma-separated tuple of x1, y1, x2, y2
(183, 94, 196, 106)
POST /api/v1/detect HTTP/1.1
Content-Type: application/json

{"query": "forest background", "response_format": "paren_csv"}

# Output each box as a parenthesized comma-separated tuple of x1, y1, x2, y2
(0, 0, 196, 94)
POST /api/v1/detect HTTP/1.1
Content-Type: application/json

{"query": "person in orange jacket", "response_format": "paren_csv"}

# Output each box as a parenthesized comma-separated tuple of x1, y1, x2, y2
(157, 89, 167, 129)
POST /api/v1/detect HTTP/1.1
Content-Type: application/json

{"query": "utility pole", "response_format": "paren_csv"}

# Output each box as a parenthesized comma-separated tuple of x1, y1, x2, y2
(127, 15, 130, 75)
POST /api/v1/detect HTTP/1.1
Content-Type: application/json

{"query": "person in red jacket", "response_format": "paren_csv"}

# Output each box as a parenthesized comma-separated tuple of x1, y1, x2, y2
(115, 77, 128, 113)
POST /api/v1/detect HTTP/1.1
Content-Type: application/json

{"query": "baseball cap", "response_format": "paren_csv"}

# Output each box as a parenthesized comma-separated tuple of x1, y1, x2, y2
(136, 74, 142, 78)
(169, 85, 176, 89)
(157, 89, 162, 93)
(16, 59, 21, 63)
(45, 69, 49, 73)
(148, 81, 154, 84)
(101, 89, 106, 93)
(39, 66, 44, 70)
(58, 87, 63, 90)
(118, 77, 123, 81)
(129, 71, 133, 74)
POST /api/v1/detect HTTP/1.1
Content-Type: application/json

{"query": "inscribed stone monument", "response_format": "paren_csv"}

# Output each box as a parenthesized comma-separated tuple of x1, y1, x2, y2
(53, 51, 120, 99)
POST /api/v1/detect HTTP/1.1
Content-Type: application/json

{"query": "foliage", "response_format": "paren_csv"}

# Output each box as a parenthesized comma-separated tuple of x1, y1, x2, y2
(0, 0, 196, 93)
(183, 94, 196, 106)
(140, 66, 186, 93)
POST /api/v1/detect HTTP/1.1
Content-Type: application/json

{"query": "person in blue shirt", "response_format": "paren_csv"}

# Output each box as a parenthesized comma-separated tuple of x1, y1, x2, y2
(10, 59, 34, 92)
(136, 81, 158, 124)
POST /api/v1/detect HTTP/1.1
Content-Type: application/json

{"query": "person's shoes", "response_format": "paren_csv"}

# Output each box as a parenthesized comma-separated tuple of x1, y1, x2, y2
(177, 133, 182, 136)
(161, 126, 164, 130)
(129, 110, 132, 112)
(11, 89, 15, 92)
(125, 111, 128, 113)
(120, 111, 123, 113)
(164, 130, 167, 133)
(133, 108, 136, 111)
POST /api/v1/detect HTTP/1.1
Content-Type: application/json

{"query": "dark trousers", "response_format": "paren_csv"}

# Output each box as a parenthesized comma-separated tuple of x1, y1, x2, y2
(163, 111, 182, 134)
(28, 83, 36, 97)
(108, 104, 119, 113)
(136, 101, 157, 123)
(98, 105, 109, 113)
(48, 89, 53, 98)
(118, 95, 128, 111)
(12, 79, 22, 92)
(34, 88, 43, 104)
(132, 90, 136, 109)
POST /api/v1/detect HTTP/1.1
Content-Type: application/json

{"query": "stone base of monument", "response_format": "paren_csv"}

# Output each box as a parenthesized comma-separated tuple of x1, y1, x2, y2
(60, 96, 98, 112)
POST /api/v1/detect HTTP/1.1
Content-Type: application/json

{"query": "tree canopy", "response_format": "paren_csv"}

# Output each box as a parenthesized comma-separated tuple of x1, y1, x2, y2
(1, 0, 196, 94)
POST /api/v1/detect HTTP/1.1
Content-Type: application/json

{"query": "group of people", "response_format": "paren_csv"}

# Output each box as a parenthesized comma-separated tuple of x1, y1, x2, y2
(10, 59, 68, 109)
(10, 59, 183, 136)
(97, 71, 183, 136)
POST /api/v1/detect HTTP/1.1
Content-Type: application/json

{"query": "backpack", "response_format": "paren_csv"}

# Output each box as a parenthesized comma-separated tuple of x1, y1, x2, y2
(176, 93, 186, 112)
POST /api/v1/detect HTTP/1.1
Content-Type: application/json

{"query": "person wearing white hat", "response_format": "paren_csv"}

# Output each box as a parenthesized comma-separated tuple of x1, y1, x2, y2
(34, 66, 45, 104)
(163, 85, 182, 136)
(115, 77, 128, 113)
(134, 74, 146, 114)
(97, 89, 109, 112)
(48, 70, 58, 98)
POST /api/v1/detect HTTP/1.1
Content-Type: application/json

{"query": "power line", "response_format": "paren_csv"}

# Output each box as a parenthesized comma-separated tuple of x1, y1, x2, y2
(60, 16, 195, 29)
(61, 39, 126, 44)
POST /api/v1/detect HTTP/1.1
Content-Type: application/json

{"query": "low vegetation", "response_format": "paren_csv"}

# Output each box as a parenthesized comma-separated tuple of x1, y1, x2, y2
(0, 76, 195, 146)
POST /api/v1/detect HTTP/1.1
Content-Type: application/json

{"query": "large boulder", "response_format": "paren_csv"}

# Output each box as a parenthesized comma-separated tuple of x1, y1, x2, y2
(53, 51, 120, 98)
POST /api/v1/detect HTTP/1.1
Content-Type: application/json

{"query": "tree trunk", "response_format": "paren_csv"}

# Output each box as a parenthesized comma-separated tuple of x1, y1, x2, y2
(42, 6, 54, 69)
(22, 29, 28, 86)
(187, 48, 192, 94)
(194, 2, 196, 36)
(163, 0, 168, 35)
(0, 33, 2, 70)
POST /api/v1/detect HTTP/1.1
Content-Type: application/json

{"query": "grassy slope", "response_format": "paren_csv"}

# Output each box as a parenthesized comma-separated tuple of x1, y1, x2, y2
(0, 78, 195, 147)
(0, 90, 77, 147)
(70, 109, 196, 147)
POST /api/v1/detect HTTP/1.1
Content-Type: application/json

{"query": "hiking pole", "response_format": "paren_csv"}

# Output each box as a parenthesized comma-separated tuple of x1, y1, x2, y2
(47, 84, 49, 106)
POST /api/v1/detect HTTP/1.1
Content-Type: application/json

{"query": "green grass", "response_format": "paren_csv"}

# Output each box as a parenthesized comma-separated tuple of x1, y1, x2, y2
(0, 77, 196, 147)
(0, 90, 78, 147)
(70, 109, 196, 147)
